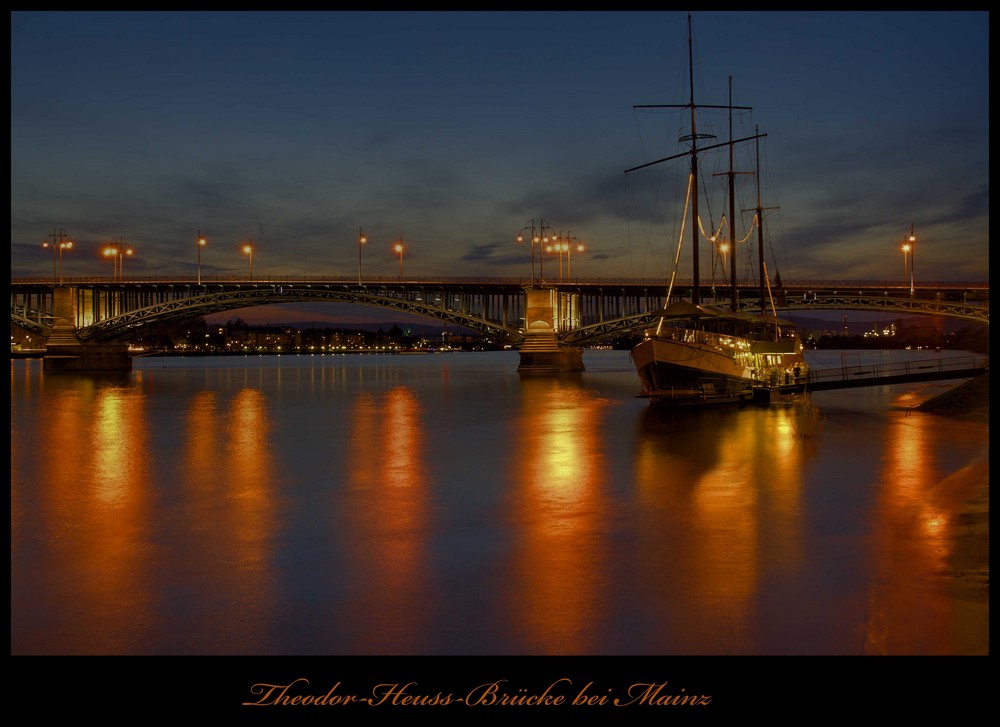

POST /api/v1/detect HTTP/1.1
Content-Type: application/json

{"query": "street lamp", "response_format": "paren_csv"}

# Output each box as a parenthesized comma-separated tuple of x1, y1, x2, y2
(394, 238, 405, 281)
(569, 239, 585, 280)
(546, 231, 586, 282)
(102, 238, 135, 280)
(358, 227, 367, 285)
(515, 219, 553, 286)
(41, 228, 72, 285)
(906, 225, 916, 296)
(242, 240, 254, 278)
(545, 237, 569, 282)
(197, 231, 207, 285)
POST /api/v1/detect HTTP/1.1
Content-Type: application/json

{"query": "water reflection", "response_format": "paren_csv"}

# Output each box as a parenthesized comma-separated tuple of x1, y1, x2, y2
(864, 400, 965, 655)
(631, 405, 811, 653)
(11, 352, 987, 655)
(341, 386, 430, 653)
(506, 377, 612, 653)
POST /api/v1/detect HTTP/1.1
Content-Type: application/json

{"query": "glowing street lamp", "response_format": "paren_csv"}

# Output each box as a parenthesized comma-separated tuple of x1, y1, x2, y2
(545, 238, 569, 282)
(102, 238, 135, 280)
(515, 219, 553, 287)
(242, 240, 254, 278)
(546, 231, 586, 282)
(41, 228, 73, 285)
(569, 238, 585, 280)
(394, 238, 405, 281)
(197, 231, 207, 285)
(358, 227, 367, 285)
(902, 224, 916, 296)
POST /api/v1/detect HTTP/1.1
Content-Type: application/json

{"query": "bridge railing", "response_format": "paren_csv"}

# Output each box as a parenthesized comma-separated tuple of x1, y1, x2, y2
(9, 275, 992, 289)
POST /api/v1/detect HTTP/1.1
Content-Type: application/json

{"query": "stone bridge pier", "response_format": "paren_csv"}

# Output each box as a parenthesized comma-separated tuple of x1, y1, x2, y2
(516, 287, 585, 374)
(43, 287, 131, 372)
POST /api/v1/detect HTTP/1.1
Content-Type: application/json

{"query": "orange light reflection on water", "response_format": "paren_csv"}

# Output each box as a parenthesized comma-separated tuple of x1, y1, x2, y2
(864, 402, 955, 655)
(632, 406, 809, 653)
(342, 387, 429, 651)
(506, 379, 612, 653)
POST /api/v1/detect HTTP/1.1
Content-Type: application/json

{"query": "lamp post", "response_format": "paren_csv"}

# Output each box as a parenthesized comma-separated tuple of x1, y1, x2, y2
(546, 237, 569, 282)
(57, 240, 73, 285)
(197, 231, 207, 285)
(560, 232, 585, 281)
(546, 231, 586, 282)
(243, 239, 254, 278)
(394, 238, 405, 281)
(515, 219, 553, 286)
(358, 227, 367, 285)
(906, 224, 915, 296)
(569, 239, 585, 280)
(41, 228, 72, 285)
(900, 238, 910, 291)
(103, 238, 135, 280)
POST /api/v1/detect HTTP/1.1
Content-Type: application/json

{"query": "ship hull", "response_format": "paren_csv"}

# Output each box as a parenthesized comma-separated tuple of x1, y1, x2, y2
(632, 335, 754, 404)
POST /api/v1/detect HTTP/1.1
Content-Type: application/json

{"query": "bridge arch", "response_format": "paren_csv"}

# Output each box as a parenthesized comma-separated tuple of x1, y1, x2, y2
(73, 286, 526, 345)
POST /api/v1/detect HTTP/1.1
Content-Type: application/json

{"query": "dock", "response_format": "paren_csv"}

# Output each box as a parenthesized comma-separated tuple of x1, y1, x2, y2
(752, 353, 988, 405)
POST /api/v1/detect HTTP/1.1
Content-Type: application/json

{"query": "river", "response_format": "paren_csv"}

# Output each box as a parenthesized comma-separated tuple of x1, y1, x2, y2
(10, 349, 988, 656)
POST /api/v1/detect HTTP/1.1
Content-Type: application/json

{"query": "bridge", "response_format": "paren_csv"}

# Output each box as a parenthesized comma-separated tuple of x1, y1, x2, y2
(10, 275, 990, 373)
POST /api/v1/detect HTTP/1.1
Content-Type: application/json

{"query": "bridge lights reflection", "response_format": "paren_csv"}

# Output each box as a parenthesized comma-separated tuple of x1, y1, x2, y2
(197, 231, 207, 285)
(103, 238, 135, 280)
(242, 240, 254, 279)
(41, 228, 73, 285)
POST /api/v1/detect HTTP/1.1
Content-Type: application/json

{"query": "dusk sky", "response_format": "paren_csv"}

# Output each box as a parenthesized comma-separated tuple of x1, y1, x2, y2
(11, 11, 989, 324)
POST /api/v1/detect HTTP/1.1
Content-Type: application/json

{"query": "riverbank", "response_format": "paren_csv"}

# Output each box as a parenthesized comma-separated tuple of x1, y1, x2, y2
(916, 371, 989, 422)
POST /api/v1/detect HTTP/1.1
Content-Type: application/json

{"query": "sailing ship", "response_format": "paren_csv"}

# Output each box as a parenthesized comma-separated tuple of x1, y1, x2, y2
(626, 14, 807, 405)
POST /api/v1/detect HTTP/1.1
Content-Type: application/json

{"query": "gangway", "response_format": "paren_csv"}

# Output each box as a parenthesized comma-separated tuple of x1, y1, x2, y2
(754, 354, 988, 403)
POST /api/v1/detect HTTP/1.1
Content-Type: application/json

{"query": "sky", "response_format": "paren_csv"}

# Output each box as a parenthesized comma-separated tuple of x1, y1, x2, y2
(10, 11, 989, 325)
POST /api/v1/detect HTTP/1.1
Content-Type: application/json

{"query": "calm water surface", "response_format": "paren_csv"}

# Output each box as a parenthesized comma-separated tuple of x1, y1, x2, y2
(10, 349, 987, 655)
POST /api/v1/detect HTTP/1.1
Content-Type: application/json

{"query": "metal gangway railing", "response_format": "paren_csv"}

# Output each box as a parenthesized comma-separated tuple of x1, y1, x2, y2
(793, 354, 988, 391)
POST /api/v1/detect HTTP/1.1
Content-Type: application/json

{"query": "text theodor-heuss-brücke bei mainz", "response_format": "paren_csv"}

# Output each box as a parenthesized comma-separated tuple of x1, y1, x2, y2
(242, 677, 712, 708)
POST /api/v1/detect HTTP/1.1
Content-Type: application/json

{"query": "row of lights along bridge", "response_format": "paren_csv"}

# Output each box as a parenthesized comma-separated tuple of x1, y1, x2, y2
(38, 224, 918, 290)
(40, 230, 411, 285)
(37, 224, 585, 286)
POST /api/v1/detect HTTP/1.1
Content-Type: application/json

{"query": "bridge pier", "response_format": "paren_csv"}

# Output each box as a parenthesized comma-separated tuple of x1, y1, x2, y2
(43, 322, 132, 372)
(517, 288, 585, 374)
(42, 287, 132, 372)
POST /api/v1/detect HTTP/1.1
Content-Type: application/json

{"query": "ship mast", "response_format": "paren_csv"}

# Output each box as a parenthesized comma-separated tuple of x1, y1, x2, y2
(728, 77, 737, 310)
(756, 127, 766, 315)
(686, 14, 701, 305)
(625, 13, 757, 308)
(748, 124, 778, 319)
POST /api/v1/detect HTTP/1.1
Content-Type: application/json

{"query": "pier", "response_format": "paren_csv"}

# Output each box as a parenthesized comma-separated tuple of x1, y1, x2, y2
(751, 353, 988, 405)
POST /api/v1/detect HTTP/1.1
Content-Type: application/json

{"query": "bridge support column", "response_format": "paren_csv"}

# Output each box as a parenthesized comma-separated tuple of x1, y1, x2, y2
(517, 287, 585, 374)
(43, 288, 132, 372)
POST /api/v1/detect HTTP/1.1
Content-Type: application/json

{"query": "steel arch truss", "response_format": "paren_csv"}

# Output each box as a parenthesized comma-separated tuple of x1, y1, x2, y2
(559, 295, 989, 346)
(74, 287, 526, 345)
(777, 295, 989, 324)
(10, 311, 52, 337)
(560, 312, 663, 345)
